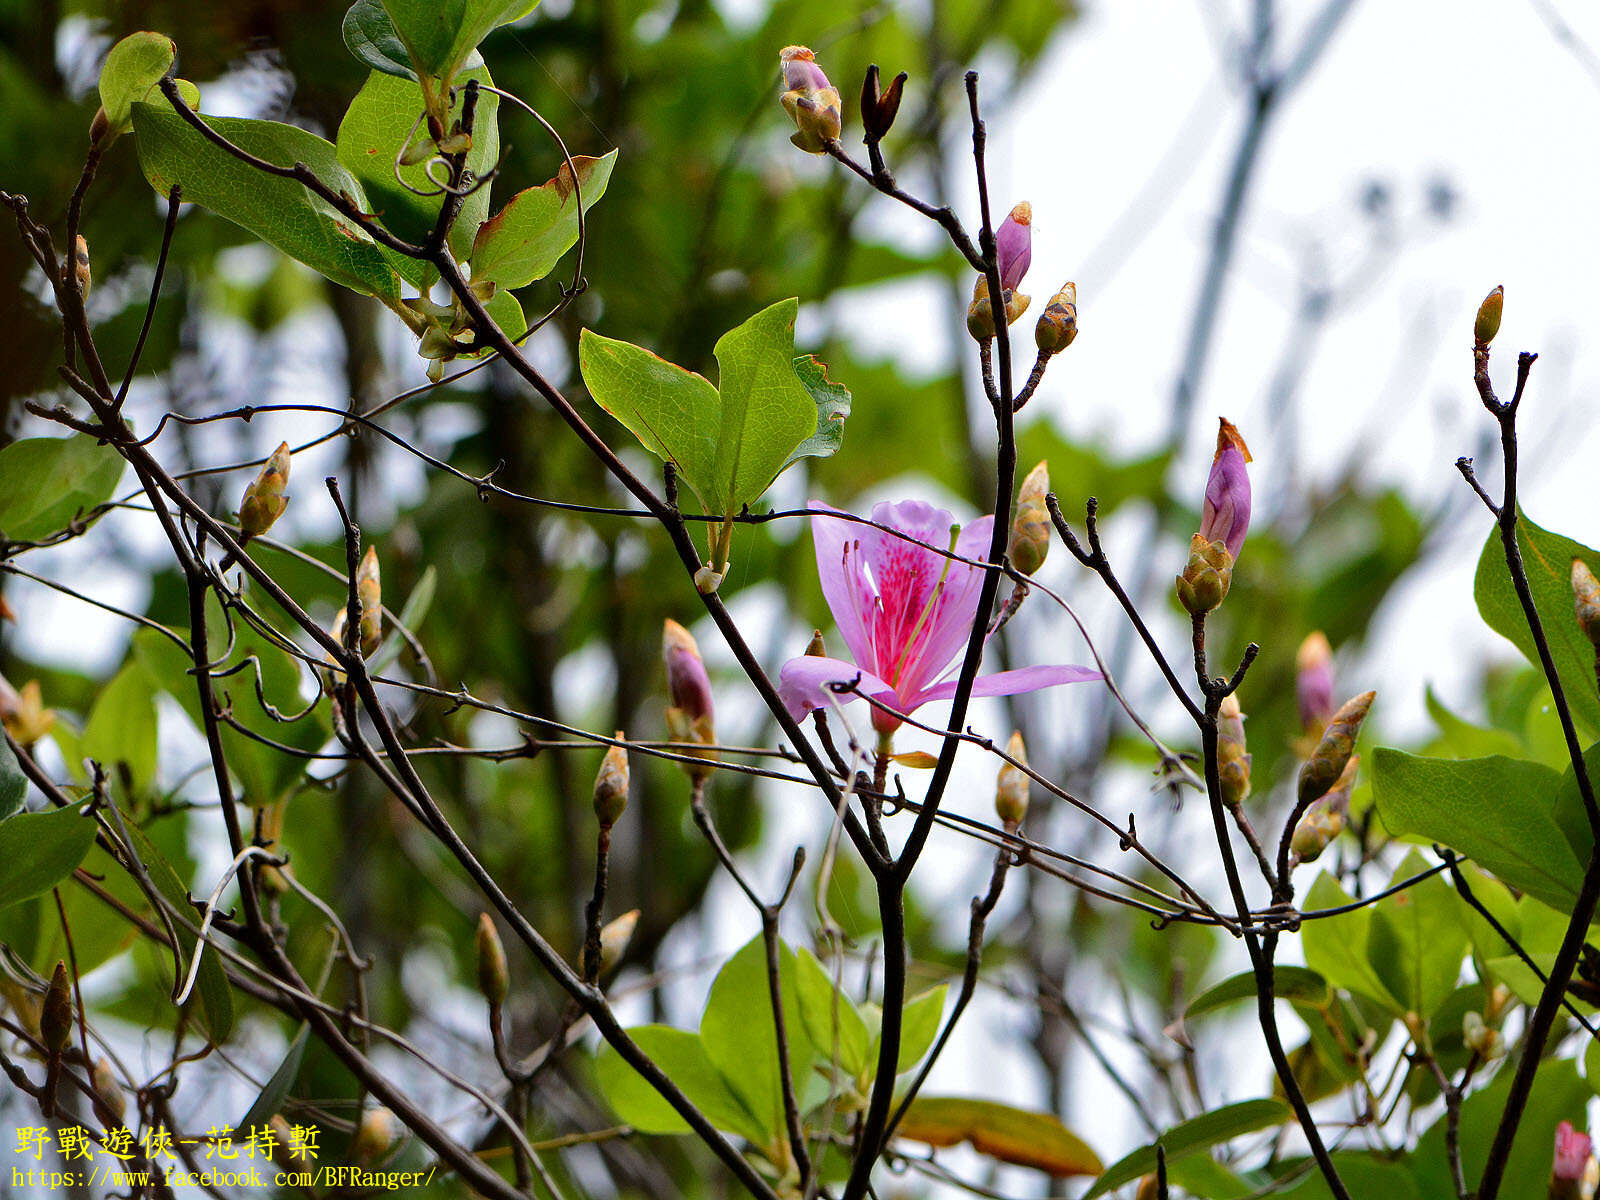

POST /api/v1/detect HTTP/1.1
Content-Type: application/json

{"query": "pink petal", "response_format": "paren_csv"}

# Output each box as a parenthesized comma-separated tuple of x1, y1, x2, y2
(808, 503, 878, 670)
(777, 655, 897, 721)
(907, 664, 1102, 710)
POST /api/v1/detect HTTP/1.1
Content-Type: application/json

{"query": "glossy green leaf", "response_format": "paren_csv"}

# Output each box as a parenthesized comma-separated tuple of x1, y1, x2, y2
(1365, 849, 1468, 1021)
(0, 801, 96, 911)
(131, 103, 405, 303)
(889, 984, 947, 1073)
(895, 1096, 1101, 1177)
(238, 1024, 310, 1130)
(580, 299, 825, 514)
(379, 0, 538, 84)
(793, 947, 872, 1079)
(336, 66, 500, 261)
(1299, 872, 1403, 1013)
(1085, 1099, 1292, 1198)
(342, 0, 416, 80)
(783, 354, 852, 470)
(98, 32, 175, 136)
(1263, 1153, 1425, 1200)
(1184, 966, 1329, 1021)
(0, 434, 126, 541)
(698, 934, 814, 1147)
(470, 150, 615, 289)
(0, 736, 26, 822)
(82, 664, 159, 796)
(593, 1025, 766, 1144)
(1371, 748, 1581, 913)
(1165, 1154, 1258, 1199)
(368, 564, 437, 675)
(1474, 511, 1600, 738)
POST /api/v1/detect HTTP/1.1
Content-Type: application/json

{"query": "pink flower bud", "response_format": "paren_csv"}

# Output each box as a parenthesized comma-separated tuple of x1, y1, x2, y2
(1199, 417, 1252, 562)
(996, 202, 1032, 293)
(1296, 632, 1334, 733)
(780, 44, 832, 94)
(1553, 1120, 1591, 1195)
(663, 619, 713, 724)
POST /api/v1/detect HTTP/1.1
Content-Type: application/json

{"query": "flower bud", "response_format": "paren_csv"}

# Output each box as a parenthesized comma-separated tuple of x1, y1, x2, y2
(1552, 1120, 1592, 1199)
(1475, 285, 1503, 346)
(1176, 533, 1233, 615)
(995, 731, 1029, 829)
(352, 1107, 398, 1163)
(356, 545, 382, 657)
(40, 961, 72, 1054)
(1034, 282, 1078, 356)
(593, 735, 630, 828)
(599, 909, 640, 974)
(806, 629, 827, 658)
(1135, 1174, 1160, 1200)
(965, 276, 1030, 341)
(1298, 692, 1374, 807)
(996, 203, 1032, 293)
(664, 620, 717, 779)
(1217, 692, 1252, 809)
(256, 800, 291, 896)
(239, 442, 291, 540)
(860, 64, 907, 141)
(1008, 461, 1051, 576)
(779, 46, 842, 153)
(91, 1058, 126, 1125)
(2, 679, 56, 748)
(1461, 1011, 1504, 1061)
(1573, 559, 1600, 650)
(476, 912, 509, 1007)
(1199, 418, 1252, 562)
(1290, 755, 1356, 865)
(89, 106, 111, 147)
(1296, 632, 1335, 734)
(72, 235, 91, 301)
(1486, 983, 1513, 1025)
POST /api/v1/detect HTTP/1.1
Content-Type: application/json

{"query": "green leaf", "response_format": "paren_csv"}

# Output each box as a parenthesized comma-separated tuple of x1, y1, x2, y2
(1371, 748, 1582, 913)
(593, 1025, 766, 1144)
(698, 935, 815, 1148)
(336, 66, 500, 261)
(342, 0, 417, 80)
(98, 32, 176, 137)
(1474, 511, 1600, 739)
(890, 984, 946, 1073)
(0, 801, 96, 911)
(82, 664, 159, 796)
(1165, 1154, 1258, 1199)
(0, 736, 26, 823)
(1184, 966, 1329, 1022)
(1085, 1099, 1292, 1198)
(895, 1097, 1101, 1178)
(0, 434, 126, 541)
(238, 1024, 310, 1130)
(131, 103, 405, 303)
(783, 355, 852, 471)
(1299, 872, 1404, 1013)
(469, 150, 616, 289)
(1262, 1154, 1425, 1200)
(378, 0, 538, 84)
(793, 948, 872, 1080)
(368, 564, 437, 675)
(1365, 848, 1468, 1021)
(121, 818, 234, 1042)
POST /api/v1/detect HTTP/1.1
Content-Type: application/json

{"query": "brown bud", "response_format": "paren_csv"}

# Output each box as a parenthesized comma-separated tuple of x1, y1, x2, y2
(91, 1058, 126, 1125)
(1217, 692, 1252, 809)
(352, 1107, 398, 1163)
(1474, 285, 1503, 345)
(1291, 754, 1357, 865)
(1135, 1174, 1161, 1200)
(72, 235, 91, 301)
(239, 442, 291, 540)
(1034, 282, 1078, 356)
(805, 629, 826, 658)
(1176, 533, 1234, 615)
(860, 64, 907, 141)
(593, 735, 630, 828)
(1573, 559, 1600, 649)
(1298, 692, 1374, 806)
(40, 960, 72, 1054)
(356, 545, 382, 657)
(476, 912, 509, 1007)
(599, 909, 640, 973)
(89, 106, 111, 147)
(1009, 461, 1051, 576)
(995, 731, 1029, 829)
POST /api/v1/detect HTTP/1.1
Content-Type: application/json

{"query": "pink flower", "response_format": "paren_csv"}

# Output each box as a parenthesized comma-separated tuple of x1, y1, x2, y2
(1553, 1120, 1592, 1192)
(777, 500, 1100, 735)
(1199, 417, 1252, 561)
(1295, 631, 1334, 732)
(996, 202, 1033, 293)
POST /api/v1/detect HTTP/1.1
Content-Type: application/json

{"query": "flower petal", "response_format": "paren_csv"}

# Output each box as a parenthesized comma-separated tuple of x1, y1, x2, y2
(777, 654, 897, 721)
(907, 664, 1102, 709)
(809, 502, 877, 669)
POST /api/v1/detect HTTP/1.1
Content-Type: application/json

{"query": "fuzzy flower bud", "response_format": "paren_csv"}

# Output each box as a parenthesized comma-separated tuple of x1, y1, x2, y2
(599, 909, 640, 974)
(593, 735, 630, 828)
(965, 276, 1031, 341)
(352, 1107, 399, 1164)
(1461, 1011, 1504, 1061)
(72, 235, 91, 301)
(1217, 692, 1252, 809)
(779, 46, 842, 153)
(860, 64, 907, 141)
(997, 203, 1032, 293)
(1034, 281, 1078, 356)
(91, 1058, 126, 1125)
(1200, 418, 1252, 562)
(1009, 461, 1051, 576)
(1298, 691, 1375, 807)
(664, 620, 717, 779)
(1552, 1121, 1592, 1199)
(40, 961, 72, 1054)
(806, 629, 827, 658)
(1290, 754, 1357, 865)
(476, 912, 509, 1007)
(1296, 632, 1335, 733)
(1573, 559, 1600, 650)
(995, 731, 1029, 829)
(239, 442, 291, 540)
(356, 545, 382, 657)
(1176, 533, 1233, 615)
(1475, 285, 1503, 346)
